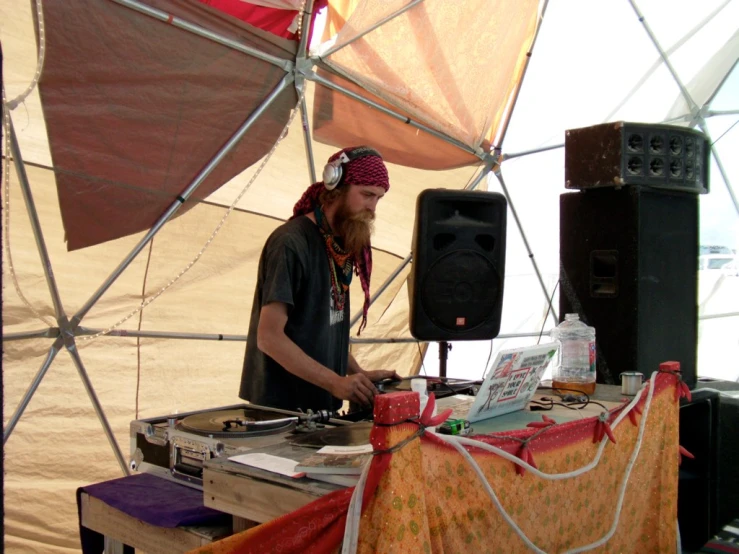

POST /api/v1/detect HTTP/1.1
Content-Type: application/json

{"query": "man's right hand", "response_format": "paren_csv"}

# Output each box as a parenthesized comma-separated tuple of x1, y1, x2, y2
(332, 373, 377, 406)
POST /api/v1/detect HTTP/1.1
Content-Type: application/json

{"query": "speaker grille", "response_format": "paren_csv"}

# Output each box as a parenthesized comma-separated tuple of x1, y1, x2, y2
(420, 250, 501, 333)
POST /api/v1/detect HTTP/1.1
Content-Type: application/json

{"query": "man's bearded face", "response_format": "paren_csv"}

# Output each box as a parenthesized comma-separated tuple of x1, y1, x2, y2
(334, 193, 375, 255)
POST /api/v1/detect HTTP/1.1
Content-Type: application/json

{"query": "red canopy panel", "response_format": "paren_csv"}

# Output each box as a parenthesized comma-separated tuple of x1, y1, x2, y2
(200, 0, 328, 41)
(38, 0, 297, 251)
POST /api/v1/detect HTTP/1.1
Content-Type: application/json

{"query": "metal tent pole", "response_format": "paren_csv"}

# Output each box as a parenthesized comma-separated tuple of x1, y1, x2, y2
(3, 328, 59, 341)
(296, 0, 314, 58)
(4, 120, 76, 444)
(602, 1, 731, 123)
(465, 158, 495, 191)
(66, 344, 130, 475)
(77, 327, 247, 342)
(298, 93, 318, 184)
(308, 71, 481, 157)
(629, 0, 700, 117)
(706, 109, 739, 117)
(295, 1, 318, 184)
(699, 123, 739, 215)
(8, 120, 66, 321)
(349, 253, 412, 328)
(318, 0, 425, 59)
(629, 0, 738, 215)
(110, 0, 293, 72)
(350, 331, 550, 345)
(493, 168, 559, 327)
(493, 0, 550, 148)
(504, 143, 563, 162)
(71, 74, 294, 327)
(3, 337, 63, 444)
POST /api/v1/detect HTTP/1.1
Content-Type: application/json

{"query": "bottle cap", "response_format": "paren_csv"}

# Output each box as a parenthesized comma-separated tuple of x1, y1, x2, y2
(410, 379, 427, 393)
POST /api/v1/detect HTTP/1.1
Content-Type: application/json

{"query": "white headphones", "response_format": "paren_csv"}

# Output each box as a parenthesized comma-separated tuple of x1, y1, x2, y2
(322, 152, 352, 191)
(322, 147, 382, 191)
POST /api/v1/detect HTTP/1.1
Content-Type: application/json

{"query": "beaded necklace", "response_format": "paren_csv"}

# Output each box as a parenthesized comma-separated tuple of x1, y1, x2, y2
(314, 205, 353, 311)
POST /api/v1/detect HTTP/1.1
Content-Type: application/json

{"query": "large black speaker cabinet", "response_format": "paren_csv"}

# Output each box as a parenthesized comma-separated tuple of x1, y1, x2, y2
(678, 389, 721, 552)
(409, 189, 507, 341)
(559, 187, 698, 387)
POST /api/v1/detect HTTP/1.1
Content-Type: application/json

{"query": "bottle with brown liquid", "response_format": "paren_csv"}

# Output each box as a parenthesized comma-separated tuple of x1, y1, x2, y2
(550, 313, 597, 395)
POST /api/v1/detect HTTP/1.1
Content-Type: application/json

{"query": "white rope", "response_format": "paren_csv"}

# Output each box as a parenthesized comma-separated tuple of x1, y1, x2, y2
(6, 0, 46, 110)
(2, 87, 55, 328)
(433, 375, 655, 553)
(339, 375, 659, 553)
(2, 0, 55, 328)
(341, 452, 372, 554)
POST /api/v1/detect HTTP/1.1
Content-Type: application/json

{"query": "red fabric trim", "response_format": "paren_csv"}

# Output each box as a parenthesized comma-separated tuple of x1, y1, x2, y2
(199, 0, 300, 39)
(469, 374, 672, 455)
(701, 543, 739, 554)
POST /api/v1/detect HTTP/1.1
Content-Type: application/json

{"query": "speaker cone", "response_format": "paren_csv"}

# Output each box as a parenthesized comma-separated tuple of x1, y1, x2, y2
(420, 250, 501, 333)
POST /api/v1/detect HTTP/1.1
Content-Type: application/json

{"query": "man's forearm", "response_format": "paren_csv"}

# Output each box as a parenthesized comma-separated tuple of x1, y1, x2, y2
(347, 352, 365, 375)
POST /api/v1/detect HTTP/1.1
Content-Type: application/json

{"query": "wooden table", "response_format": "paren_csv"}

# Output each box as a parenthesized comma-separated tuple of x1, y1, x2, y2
(203, 443, 342, 523)
(79, 491, 231, 554)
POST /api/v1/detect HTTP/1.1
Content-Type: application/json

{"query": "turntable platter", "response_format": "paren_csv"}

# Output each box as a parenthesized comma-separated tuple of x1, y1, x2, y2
(177, 408, 296, 438)
(289, 421, 373, 448)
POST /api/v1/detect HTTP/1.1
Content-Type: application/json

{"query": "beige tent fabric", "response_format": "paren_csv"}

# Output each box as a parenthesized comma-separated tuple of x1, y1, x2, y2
(1, 161, 423, 551)
(320, 0, 540, 150)
(2, 0, 52, 166)
(3, 0, 738, 553)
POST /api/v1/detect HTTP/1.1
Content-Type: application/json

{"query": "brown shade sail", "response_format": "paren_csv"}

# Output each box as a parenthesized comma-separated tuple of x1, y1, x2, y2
(38, 0, 298, 250)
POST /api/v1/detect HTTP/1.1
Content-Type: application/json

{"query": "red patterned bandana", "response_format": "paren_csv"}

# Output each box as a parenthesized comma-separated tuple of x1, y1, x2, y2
(291, 147, 390, 334)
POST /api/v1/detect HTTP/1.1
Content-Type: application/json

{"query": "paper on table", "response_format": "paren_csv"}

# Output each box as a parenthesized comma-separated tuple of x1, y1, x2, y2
(229, 452, 305, 478)
(317, 444, 373, 455)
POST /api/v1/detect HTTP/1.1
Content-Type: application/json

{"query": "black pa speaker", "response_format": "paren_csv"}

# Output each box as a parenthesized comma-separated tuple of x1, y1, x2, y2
(678, 389, 721, 551)
(565, 121, 710, 195)
(409, 189, 507, 341)
(559, 186, 698, 387)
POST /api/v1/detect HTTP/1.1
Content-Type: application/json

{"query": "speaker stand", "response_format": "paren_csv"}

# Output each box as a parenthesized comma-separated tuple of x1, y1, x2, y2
(438, 342, 452, 378)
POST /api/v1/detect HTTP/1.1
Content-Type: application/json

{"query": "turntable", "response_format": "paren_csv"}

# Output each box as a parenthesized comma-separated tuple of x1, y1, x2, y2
(130, 378, 478, 489)
(130, 403, 351, 489)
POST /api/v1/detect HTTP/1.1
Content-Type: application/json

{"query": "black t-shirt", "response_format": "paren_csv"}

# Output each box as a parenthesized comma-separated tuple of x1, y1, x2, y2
(239, 216, 350, 412)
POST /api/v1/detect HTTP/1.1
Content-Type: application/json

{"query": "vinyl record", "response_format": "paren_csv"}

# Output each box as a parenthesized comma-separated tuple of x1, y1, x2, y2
(289, 421, 373, 448)
(178, 408, 296, 438)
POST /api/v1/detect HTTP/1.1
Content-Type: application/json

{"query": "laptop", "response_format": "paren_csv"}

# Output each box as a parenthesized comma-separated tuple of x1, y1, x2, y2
(466, 343, 559, 423)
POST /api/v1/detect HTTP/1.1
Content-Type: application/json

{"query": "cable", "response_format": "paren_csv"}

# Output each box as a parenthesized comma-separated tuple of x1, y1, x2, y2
(537, 280, 559, 345)
(481, 339, 494, 380)
(416, 342, 427, 375)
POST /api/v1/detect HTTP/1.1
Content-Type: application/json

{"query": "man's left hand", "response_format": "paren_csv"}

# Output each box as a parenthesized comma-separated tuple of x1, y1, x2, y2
(363, 369, 401, 382)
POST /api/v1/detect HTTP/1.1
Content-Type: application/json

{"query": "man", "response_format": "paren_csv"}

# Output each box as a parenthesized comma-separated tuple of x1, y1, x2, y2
(240, 146, 399, 413)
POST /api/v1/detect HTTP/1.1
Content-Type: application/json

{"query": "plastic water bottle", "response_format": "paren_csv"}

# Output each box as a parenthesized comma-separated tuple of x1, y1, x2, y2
(550, 313, 596, 395)
(411, 378, 437, 432)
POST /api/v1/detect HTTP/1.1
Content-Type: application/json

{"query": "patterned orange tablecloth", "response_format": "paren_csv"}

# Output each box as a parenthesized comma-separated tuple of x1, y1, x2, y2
(190, 370, 689, 553)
